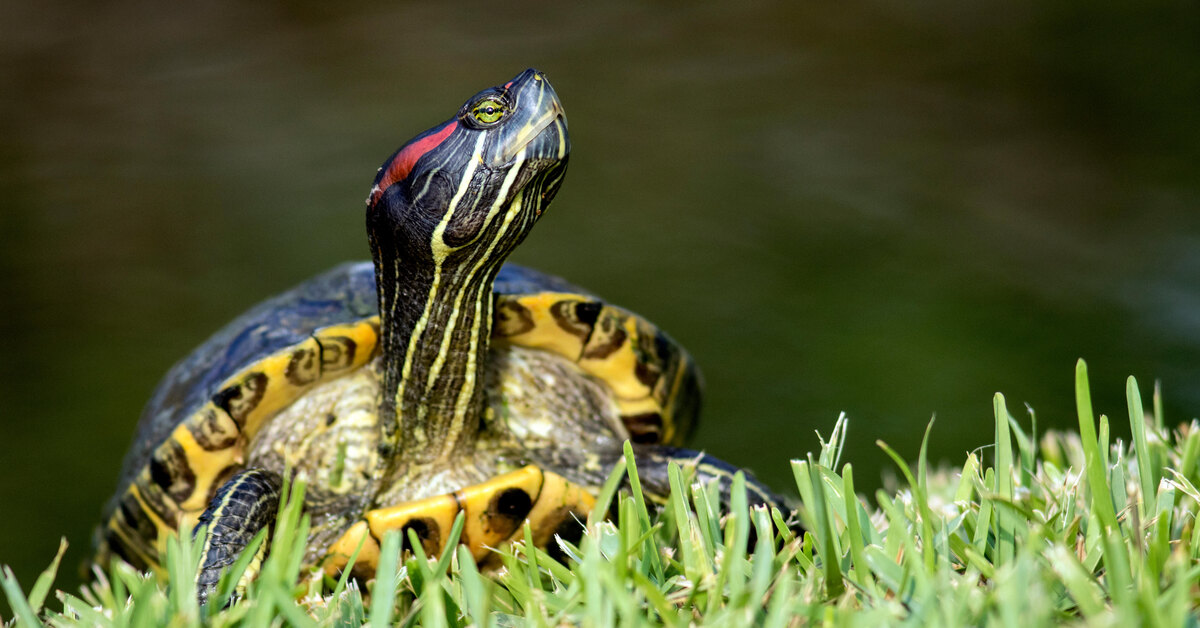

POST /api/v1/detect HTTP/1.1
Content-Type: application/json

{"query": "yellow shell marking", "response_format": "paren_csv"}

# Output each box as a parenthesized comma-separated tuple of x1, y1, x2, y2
(657, 357, 693, 445)
(364, 495, 459, 557)
(223, 336, 322, 436)
(518, 471, 596, 557)
(578, 311, 648, 399)
(103, 319, 380, 573)
(493, 293, 696, 445)
(495, 292, 591, 358)
(172, 417, 243, 511)
(323, 521, 380, 576)
(454, 465, 545, 560)
(313, 320, 381, 374)
(104, 487, 160, 572)
(105, 282, 689, 573)
(323, 466, 595, 575)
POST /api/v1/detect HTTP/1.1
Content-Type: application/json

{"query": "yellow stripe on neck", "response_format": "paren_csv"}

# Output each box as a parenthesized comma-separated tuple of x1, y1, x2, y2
(393, 132, 487, 446)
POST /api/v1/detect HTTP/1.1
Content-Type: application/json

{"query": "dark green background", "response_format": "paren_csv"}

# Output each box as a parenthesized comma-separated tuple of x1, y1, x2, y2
(2, 0, 1199, 595)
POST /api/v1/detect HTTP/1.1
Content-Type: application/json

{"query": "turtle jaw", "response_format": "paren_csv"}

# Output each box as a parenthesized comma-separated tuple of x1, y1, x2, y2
(498, 107, 568, 165)
(492, 72, 570, 228)
(490, 70, 569, 167)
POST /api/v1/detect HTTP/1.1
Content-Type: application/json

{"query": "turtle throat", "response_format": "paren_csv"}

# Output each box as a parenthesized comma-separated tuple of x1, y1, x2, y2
(371, 228, 508, 467)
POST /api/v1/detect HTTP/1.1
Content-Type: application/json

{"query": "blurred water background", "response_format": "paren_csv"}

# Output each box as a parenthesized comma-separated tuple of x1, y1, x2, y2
(2, 0, 1199, 595)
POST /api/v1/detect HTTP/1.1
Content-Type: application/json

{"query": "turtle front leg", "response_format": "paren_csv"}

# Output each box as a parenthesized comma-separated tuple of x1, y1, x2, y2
(194, 468, 281, 606)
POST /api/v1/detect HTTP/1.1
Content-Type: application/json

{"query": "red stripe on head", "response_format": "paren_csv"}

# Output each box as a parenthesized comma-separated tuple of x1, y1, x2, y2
(503, 80, 514, 89)
(371, 121, 458, 205)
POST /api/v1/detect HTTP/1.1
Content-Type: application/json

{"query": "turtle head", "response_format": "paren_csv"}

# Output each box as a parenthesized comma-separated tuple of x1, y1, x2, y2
(367, 68, 569, 266)
(366, 70, 570, 464)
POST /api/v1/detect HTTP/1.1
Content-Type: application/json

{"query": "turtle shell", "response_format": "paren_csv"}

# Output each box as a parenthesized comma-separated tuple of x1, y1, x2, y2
(101, 261, 700, 566)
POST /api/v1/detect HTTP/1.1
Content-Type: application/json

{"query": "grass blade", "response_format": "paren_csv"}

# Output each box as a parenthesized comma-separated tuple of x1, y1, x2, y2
(370, 530, 402, 628)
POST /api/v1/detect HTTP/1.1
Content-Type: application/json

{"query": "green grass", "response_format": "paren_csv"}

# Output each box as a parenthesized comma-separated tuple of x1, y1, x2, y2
(4, 358, 1200, 626)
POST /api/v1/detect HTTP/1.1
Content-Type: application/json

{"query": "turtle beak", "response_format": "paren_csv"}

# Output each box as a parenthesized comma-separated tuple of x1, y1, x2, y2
(496, 70, 569, 165)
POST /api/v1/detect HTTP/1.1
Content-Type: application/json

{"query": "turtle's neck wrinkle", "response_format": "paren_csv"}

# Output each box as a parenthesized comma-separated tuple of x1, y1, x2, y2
(370, 236, 500, 467)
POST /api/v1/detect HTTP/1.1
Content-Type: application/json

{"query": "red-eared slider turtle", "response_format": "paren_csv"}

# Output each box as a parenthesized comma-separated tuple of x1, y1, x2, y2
(95, 69, 786, 603)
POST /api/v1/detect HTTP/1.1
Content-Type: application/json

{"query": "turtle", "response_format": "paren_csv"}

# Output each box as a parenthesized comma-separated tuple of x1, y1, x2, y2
(94, 68, 788, 603)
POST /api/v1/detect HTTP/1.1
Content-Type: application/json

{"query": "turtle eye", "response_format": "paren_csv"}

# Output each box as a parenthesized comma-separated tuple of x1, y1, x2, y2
(470, 98, 506, 125)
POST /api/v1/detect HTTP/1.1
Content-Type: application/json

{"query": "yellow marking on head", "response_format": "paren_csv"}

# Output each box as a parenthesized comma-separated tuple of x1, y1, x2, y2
(430, 133, 489, 262)
(387, 165, 441, 334)
(555, 118, 567, 159)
